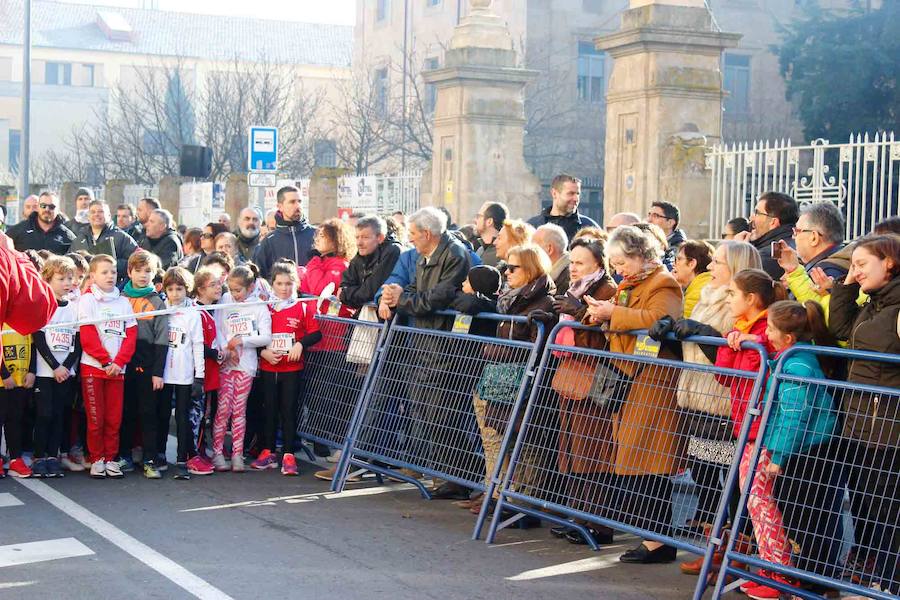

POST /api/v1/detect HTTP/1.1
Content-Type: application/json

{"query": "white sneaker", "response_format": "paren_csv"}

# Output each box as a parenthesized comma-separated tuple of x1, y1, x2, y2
(90, 460, 106, 479)
(326, 449, 342, 464)
(61, 454, 86, 472)
(105, 460, 124, 479)
(212, 454, 229, 472)
(231, 455, 245, 473)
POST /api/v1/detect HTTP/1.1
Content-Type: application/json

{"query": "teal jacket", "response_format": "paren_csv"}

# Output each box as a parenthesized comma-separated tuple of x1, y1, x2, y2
(762, 345, 837, 466)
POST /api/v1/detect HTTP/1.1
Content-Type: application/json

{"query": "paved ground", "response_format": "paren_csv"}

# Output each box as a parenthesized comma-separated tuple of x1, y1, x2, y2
(0, 449, 718, 600)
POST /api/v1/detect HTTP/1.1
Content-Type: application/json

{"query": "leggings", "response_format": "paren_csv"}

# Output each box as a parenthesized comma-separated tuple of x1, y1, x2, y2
(33, 377, 74, 459)
(739, 444, 791, 567)
(261, 370, 300, 454)
(0, 387, 29, 459)
(82, 373, 124, 463)
(165, 384, 194, 463)
(213, 370, 253, 457)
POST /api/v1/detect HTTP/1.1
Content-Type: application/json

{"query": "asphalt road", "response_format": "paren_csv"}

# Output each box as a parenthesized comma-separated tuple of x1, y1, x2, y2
(0, 451, 714, 600)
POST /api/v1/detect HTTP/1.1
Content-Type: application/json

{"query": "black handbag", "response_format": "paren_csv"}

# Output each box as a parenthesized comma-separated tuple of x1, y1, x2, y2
(587, 360, 638, 414)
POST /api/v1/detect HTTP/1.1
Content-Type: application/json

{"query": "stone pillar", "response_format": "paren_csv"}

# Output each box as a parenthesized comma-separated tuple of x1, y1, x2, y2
(60, 181, 82, 219)
(224, 172, 249, 223)
(421, 0, 540, 225)
(597, 0, 740, 238)
(158, 176, 188, 217)
(308, 167, 348, 225)
(104, 179, 130, 206)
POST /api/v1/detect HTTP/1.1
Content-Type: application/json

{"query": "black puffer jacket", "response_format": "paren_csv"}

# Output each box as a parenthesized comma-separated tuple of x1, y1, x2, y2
(527, 207, 599, 241)
(396, 232, 470, 331)
(71, 223, 139, 279)
(140, 228, 183, 269)
(253, 211, 316, 279)
(10, 213, 76, 255)
(830, 275, 900, 447)
(340, 235, 402, 309)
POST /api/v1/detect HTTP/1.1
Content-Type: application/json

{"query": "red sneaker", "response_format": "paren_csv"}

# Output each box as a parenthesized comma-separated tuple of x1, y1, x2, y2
(186, 455, 213, 476)
(281, 453, 299, 476)
(7, 458, 32, 478)
(251, 449, 277, 470)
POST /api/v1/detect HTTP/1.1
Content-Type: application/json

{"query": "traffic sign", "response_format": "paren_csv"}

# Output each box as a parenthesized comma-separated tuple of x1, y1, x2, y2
(248, 172, 277, 188)
(248, 126, 278, 172)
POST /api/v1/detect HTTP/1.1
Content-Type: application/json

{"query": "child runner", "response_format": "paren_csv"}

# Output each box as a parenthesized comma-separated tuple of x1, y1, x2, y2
(60, 252, 91, 472)
(77, 254, 137, 479)
(32, 256, 82, 478)
(212, 264, 271, 473)
(1, 318, 37, 478)
(254, 261, 321, 475)
(187, 267, 222, 476)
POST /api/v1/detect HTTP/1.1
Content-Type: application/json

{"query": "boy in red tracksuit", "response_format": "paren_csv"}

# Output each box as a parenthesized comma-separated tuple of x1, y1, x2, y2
(77, 254, 137, 479)
(187, 267, 222, 476)
(253, 261, 321, 476)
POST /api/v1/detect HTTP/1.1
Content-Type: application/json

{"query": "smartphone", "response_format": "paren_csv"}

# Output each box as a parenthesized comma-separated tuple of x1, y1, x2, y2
(771, 240, 783, 260)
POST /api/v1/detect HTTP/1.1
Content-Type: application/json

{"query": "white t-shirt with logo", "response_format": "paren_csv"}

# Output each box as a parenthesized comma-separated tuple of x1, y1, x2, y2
(77, 287, 137, 373)
(36, 300, 79, 378)
(215, 293, 272, 375)
(163, 300, 206, 386)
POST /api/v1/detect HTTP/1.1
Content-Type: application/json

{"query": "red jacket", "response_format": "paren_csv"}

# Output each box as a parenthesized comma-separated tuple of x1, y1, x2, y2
(299, 255, 351, 352)
(0, 245, 57, 337)
(80, 325, 137, 380)
(260, 300, 319, 373)
(715, 316, 773, 440)
(199, 308, 219, 391)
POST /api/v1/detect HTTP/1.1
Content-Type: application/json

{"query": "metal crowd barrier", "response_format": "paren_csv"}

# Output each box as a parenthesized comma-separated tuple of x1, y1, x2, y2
(712, 345, 900, 600)
(480, 321, 769, 600)
(331, 312, 545, 513)
(296, 312, 387, 453)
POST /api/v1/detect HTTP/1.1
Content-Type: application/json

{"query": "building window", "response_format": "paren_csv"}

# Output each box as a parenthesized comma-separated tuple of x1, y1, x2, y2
(45, 62, 72, 86)
(83, 64, 95, 87)
(314, 139, 337, 168)
(577, 42, 604, 103)
(423, 57, 439, 114)
(376, 0, 390, 22)
(374, 67, 389, 115)
(724, 53, 751, 118)
(8, 130, 21, 174)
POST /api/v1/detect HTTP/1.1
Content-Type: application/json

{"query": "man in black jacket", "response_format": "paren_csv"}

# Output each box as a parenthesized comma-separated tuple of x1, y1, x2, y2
(64, 188, 94, 237)
(527, 173, 599, 240)
(647, 201, 686, 271)
(739, 191, 798, 279)
(140, 208, 184, 269)
(340, 215, 401, 309)
(10, 192, 76, 255)
(71, 200, 139, 280)
(253, 185, 315, 279)
(116, 204, 144, 242)
(234, 207, 262, 263)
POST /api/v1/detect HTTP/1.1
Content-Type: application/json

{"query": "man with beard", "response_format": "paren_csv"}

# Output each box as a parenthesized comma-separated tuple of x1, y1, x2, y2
(735, 191, 798, 279)
(253, 185, 315, 279)
(234, 207, 262, 263)
(71, 200, 139, 281)
(340, 215, 402, 309)
(473, 202, 507, 267)
(133, 197, 160, 246)
(527, 174, 599, 240)
(10, 191, 77, 255)
(140, 208, 184, 269)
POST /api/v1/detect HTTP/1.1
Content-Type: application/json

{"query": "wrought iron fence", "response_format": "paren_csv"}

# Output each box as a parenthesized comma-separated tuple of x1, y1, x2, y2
(372, 170, 422, 216)
(707, 132, 899, 240)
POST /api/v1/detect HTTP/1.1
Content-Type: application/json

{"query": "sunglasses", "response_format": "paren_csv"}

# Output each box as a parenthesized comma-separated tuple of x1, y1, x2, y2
(40, 203, 56, 210)
(507, 264, 522, 272)
(201, 233, 214, 239)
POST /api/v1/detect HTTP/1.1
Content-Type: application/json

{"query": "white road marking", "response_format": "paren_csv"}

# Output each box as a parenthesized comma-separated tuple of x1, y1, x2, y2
(14, 478, 234, 600)
(0, 581, 37, 590)
(505, 555, 622, 581)
(0, 492, 24, 508)
(0, 538, 93, 568)
(182, 483, 417, 512)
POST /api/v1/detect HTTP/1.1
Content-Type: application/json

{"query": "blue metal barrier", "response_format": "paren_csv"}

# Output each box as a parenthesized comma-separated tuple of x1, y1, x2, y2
(712, 345, 900, 600)
(479, 321, 769, 600)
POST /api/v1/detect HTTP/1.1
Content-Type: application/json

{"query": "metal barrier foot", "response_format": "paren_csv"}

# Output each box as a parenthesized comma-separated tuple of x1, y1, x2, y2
(354, 460, 432, 500)
(298, 443, 317, 463)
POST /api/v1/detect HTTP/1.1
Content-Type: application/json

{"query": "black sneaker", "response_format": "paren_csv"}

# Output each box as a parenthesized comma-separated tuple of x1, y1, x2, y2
(31, 458, 49, 478)
(173, 464, 190, 480)
(46, 457, 65, 478)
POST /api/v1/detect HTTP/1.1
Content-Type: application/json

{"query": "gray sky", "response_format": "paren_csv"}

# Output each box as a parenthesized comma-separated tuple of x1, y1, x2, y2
(54, 0, 356, 25)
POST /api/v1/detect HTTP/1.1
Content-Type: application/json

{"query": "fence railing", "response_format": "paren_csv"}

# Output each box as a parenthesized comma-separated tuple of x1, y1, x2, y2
(707, 132, 900, 240)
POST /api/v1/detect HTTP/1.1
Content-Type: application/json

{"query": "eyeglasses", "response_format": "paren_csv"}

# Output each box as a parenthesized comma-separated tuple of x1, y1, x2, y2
(647, 212, 668, 220)
(792, 227, 819, 237)
(506, 264, 521, 273)
(201, 233, 214, 239)
(39, 203, 56, 210)
(753, 209, 775, 219)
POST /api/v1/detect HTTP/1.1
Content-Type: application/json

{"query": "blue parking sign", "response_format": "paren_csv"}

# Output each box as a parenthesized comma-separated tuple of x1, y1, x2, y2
(248, 126, 278, 172)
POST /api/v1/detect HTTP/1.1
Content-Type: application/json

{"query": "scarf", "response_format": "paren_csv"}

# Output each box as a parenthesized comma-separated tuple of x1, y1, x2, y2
(734, 309, 768, 334)
(91, 283, 121, 302)
(613, 262, 661, 306)
(560, 269, 606, 323)
(497, 275, 549, 315)
(273, 297, 299, 312)
(123, 281, 156, 298)
(166, 297, 192, 310)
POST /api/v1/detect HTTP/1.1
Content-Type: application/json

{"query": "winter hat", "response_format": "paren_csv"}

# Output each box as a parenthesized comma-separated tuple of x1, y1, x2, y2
(467, 265, 501, 298)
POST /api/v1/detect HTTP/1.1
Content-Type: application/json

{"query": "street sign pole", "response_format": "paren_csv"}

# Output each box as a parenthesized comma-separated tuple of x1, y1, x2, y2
(19, 0, 31, 203)
(248, 126, 278, 215)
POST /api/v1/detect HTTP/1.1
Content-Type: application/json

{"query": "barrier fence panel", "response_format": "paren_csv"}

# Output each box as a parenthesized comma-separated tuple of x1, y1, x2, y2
(713, 346, 900, 600)
(332, 313, 545, 506)
(481, 323, 769, 599)
(296, 313, 386, 452)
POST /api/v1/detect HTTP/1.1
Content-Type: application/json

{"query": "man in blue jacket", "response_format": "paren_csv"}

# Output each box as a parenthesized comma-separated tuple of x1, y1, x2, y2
(253, 185, 316, 279)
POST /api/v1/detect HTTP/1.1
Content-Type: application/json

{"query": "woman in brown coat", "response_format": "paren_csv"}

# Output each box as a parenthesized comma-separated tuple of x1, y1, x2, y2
(585, 224, 684, 564)
(547, 237, 618, 544)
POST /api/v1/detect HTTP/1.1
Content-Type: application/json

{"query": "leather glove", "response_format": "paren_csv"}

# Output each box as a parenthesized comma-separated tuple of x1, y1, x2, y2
(527, 309, 557, 327)
(191, 378, 205, 398)
(648, 316, 675, 342)
(552, 294, 585, 316)
(672, 319, 721, 340)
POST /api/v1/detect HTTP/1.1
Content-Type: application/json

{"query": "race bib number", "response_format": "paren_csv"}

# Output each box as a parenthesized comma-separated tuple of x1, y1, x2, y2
(270, 333, 294, 355)
(168, 326, 187, 348)
(226, 313, 258, 339)
(101, 311, 126, 338)
(48, 328, 76, 353)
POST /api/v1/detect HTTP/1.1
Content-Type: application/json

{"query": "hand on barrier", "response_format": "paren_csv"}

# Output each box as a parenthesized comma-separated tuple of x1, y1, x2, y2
(377, 302, 393, 321)
(526, 309, 556, 327)
(671, 318, 721, 340)
(647, 316, 675, 341)
(191, 378, 204, 398)
(726, 330, 757, 350)
(52, 365, 70, 384)
(552, 294, 584, 317)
